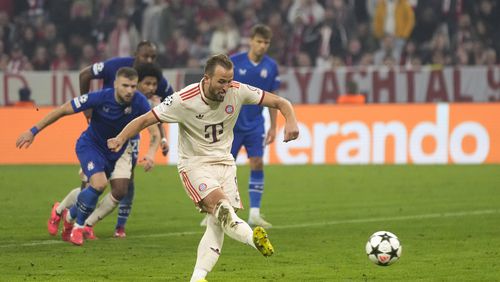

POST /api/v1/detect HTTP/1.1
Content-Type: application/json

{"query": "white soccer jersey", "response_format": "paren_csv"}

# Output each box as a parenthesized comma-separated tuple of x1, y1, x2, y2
(152, 79, 265, 168)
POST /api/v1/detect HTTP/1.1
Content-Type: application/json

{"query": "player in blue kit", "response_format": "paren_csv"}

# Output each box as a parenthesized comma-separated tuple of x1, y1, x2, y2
(16, 67, 153, 245)
(51, 41, 173, 239)
(230, 24, 280, 228)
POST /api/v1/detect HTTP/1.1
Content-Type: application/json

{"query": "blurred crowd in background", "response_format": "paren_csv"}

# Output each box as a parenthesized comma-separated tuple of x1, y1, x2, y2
(0, 0, 499, 74)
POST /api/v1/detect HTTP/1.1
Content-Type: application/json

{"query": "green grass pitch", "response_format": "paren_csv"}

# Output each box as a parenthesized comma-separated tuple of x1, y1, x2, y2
(0, 164, 499, 281)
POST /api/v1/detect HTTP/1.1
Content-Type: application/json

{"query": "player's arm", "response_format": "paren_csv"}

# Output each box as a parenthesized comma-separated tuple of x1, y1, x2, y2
(266, 94, 278, 145)
(158, 123, 169, 156)
(141, 123, 161, 172)
(79, 65, 94, 122)
(149, 95, 169, 156)
(16, 102, 76, 149)
(260, 92, 299, 142)
(108, 111, 158, 152)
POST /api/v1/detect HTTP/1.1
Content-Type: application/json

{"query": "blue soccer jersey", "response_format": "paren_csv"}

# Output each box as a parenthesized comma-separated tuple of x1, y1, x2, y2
(231, 52, 280, 133)
(91, 57, 174, 100)
(70, 88, 151, 160)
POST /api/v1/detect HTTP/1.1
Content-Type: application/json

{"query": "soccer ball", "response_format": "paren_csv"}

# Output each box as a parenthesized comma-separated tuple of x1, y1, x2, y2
(365, 231, 402, 266)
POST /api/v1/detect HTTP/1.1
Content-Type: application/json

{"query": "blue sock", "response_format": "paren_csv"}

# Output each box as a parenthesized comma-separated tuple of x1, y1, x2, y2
(75, 186, 102, 226)
(249, 170, 264, 208)
(116, 181, 135, 229)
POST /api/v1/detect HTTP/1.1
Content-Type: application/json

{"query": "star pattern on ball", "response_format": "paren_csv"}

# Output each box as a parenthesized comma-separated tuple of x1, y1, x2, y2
(379, 233, 392, 242)
(369, 244, 383, 256)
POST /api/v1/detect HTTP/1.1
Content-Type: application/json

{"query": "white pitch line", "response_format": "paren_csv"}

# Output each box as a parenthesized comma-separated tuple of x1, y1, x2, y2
(1, 209, 498, 248)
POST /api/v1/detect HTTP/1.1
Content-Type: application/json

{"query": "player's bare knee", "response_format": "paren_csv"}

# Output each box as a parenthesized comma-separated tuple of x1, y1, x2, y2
(201, 189, 227, 214)
(249, 157, 263, 170)
(88, 173, 108, 191)
(110, 178, 130, 200)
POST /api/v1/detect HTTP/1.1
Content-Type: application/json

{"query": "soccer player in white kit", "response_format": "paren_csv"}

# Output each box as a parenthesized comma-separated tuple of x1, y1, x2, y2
(107, 54, 299, 282)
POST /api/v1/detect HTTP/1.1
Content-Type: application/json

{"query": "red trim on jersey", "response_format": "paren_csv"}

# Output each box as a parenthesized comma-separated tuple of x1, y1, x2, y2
(258, 90, 266, 105)
(230, 81, 240, 88)
(180, 85, 200, 100)
(181, 171, 202, 202)
(151, 109, 161, 123)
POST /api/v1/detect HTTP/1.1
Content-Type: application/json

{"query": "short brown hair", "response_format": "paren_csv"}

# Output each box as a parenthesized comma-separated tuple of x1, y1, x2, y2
(251, 24, 272, 40)
(116, 67, 138, 80)
(204, 54, 233, 76)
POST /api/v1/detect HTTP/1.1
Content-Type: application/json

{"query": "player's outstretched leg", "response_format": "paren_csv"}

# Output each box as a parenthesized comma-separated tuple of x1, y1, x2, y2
(84, 193, 120, 239)
(48, 187, 80, 235)
(61, 206, 76, 242)
(253, 226, 274, 257)
(48, 202, 65, 235)
(215, 200, 253, 244)
(190, 214, 224, 282)
(70, 186, 102, 246)
(115, 180, 135, 238)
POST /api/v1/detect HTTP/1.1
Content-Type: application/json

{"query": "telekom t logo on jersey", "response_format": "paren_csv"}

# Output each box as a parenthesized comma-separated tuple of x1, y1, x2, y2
(204, 122, 224, 143)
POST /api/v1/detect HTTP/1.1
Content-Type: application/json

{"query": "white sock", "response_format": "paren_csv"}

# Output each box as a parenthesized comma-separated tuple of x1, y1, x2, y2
(85, 193, 119, 226)
(190, 269, 208, 282)
(190, 215, 223, 282)
(56, 188, 80, 214)
(215, 200, 255, 249)
(249, 207, 260, 218)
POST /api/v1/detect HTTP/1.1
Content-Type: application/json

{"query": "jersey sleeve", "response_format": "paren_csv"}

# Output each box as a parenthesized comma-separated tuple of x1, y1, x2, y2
(70, 92, 100, 112)
(90, 58, 117, 79)
(238, 83, 265, 105)
(138, 94, 152, 114)
(156, 77, 174, 100)
(151, 93, 183, 123)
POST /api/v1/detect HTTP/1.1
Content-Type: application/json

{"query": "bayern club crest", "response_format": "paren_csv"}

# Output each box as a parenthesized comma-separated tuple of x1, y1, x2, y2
(198, 183, 207, 191)
(225, 105, 234, 114)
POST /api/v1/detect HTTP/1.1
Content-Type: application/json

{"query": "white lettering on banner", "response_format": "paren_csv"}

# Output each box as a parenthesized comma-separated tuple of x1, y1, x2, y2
(372, 122, 408, 164)
(449, 122, 489, 163)
(276, 123, 311, 164)
(312, 123, 339, 164)
(269, 104, 490, 164)
(410, 104, 449, 164)
(337, 122, 370, 164)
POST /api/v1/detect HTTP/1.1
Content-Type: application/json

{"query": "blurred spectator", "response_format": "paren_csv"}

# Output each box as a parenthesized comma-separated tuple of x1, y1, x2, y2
(142, 0, 167, 52)
(411, 0, 442, 46)
(20, 25, 37, 59)
(373, 35, 399, 65)
(209, 15, 240, 55)
(106, 15, 140, 57)
(0, 40, 9, 70)
(165, 29, 191, 67)
(196, 0, 224, 29)
(373, 0, 415, 55)
(337, 80, 366, 104)
(31, 45, 50, 70)
(287, 0, 325, 27)
(0, 0, 497, 70)
(77, 43, 99, 69)
(14, 87, 36, 107)
(39, 22, 58, 51)
(50, 41, 74, 70)
(0, 11, 15, 49)
(400, 40, 419, 67)
(344, 38, 363, 66)
(67, 0, 93, 41)
(312, 7, 345, 67)
(6, 43, 32, 73)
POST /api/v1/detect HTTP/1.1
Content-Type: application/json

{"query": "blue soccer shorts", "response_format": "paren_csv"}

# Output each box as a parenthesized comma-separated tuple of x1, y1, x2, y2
(231, 131, 265, 159)
(76, 136, 118, 180)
